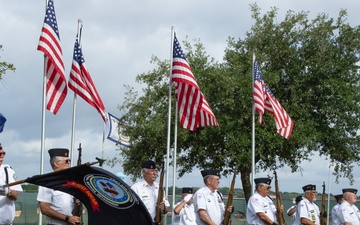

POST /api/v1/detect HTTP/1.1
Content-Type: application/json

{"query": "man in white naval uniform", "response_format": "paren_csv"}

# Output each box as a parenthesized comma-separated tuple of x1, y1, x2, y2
(0, 143, 23, 225)
(193, 169, 233, 225)
(37, 148, 81, 225)
(247, 177, 283, 225)
(331, 194, 344, 225)
(173, 187, 197, 225)
(287, 195, 303, 225)
(338, 188, 360, 225)
(131, 160, 169, 221)
(295, 184, 320, 225)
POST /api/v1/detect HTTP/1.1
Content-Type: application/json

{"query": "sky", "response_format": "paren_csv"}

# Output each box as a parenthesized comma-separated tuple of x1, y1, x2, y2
(0, 0, 359, 196)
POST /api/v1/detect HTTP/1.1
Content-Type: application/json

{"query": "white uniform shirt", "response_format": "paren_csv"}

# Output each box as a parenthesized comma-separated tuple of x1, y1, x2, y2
(131, 180, 170, 220)
(193, 186, 225, 225)
(246, 191, 277, 225)
(295, 198, 320, 225)
(331, 203, 342, 225)
(37, 186, 75, 225)
(338, 200, 360, 225)
(0, 164, 23, 225)
(287, 205, 297, 225)
(173, 201, 197, 225)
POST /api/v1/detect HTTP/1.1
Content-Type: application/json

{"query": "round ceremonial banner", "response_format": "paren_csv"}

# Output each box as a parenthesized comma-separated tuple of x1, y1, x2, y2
(84, 174, 136, 209)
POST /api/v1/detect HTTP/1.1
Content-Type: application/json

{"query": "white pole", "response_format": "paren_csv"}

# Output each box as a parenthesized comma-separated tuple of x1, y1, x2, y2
(251, 53, 256, 195)
(39, 33, 46, 225)
(326, 158, 331, 225)
(101, 120, 106, 164)
(164, 26, 175, 225)
(171, 98, 178, 225)
(70, 91, 77, 166)
(39, 1, 48, 224)
(70, 19, 83, 165)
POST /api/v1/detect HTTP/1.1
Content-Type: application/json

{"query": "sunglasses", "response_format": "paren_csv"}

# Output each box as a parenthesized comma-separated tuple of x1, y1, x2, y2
(0, 152, 6, 156)
(58, 159, 71, 164)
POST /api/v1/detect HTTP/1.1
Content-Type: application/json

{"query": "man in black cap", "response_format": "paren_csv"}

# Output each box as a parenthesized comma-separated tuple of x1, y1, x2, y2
(247, 177, 282, 225)
(193, 169, 233, 225)
(0, 143, 23, 225)
(331, 194, 344, 225)
(295, 184, 320, 225)
(338, 188, 359, 225)
(286, 195, 302, 225)
(131, 160, 169, 221)
(173, 187, 196, 225)
(37, 148, 81, 225)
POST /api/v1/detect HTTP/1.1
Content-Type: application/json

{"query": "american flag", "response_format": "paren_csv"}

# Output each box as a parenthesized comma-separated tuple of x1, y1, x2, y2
(68, 35, 107, 123)
(37, 0, 67, 115)
(253, 58, 294, 139)
(171, 35, 219, 131)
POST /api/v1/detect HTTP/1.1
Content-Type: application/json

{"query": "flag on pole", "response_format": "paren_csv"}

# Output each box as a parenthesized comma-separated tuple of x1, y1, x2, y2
(0, 113, 6, 133)
(171, 34, 219, 131)
(37, 0, 67, 115)
(107, 113, 130, 147)
(68, 34, 107, 123)
(24, 164, 153, 225)
(253, 58, 294, 139)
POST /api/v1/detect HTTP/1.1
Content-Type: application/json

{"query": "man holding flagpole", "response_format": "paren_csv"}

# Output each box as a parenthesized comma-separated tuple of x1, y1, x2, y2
(0, 143, 23, 225)
(131, 160, 169, 221)
(193, 169, 233, 225)
(37, 149, 81, 225)
(338, 188, 360, 225)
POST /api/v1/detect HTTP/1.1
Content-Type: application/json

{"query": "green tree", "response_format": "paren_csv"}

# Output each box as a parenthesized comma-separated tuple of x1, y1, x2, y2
(114, 4, 360, 202)
(0, 45, 15, 79)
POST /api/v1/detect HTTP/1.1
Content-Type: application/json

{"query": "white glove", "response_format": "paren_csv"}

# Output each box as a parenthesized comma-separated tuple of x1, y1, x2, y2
(183, 194, 192, 203)
(0, 186, 8, 196)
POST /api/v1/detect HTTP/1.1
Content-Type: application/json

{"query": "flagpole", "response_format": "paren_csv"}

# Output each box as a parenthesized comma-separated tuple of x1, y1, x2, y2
(70, 89, 77, 166)
(165, 26, 175, 225)
(38, 1, 48, 224)
(70, 19, 83, 165)
(39, 32, 46, 225)
(251, 53, 256, 195)
(326, 157, 331, 225)
(101, 121, 106, 164)
(171, 95, 178, 225)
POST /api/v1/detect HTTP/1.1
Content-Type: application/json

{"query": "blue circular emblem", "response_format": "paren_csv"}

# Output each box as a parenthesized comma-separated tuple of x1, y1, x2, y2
(84, 174, 136, 209)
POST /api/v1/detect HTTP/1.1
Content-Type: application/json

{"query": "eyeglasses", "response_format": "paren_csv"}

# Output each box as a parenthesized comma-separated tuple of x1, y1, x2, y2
(211, 177, 220, 181)
(261, 185, 271, 190)
(0, 152, 6, 156)
(58, 159, 71, 164)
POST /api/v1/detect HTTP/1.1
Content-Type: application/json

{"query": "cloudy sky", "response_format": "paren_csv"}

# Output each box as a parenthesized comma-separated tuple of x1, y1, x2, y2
(0, 0, 359, 196)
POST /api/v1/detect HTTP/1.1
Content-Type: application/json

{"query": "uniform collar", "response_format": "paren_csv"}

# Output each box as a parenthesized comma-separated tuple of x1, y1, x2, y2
(141, 180, 157, 188)
(204, 185, 217, 194)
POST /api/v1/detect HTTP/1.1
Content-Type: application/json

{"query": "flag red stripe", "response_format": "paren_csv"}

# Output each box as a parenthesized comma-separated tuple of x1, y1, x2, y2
(37, 3, 67, 115)
(68, 38, 107, 122)
(253, 58, 293, 139)
(171, 35, 218, 131)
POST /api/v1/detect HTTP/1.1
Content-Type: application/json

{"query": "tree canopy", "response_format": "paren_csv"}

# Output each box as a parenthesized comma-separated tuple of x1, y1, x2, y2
(113, 4, 360, 201)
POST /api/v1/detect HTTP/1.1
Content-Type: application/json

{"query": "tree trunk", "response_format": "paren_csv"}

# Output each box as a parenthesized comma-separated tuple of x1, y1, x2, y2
(240, 166, 252, 205)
